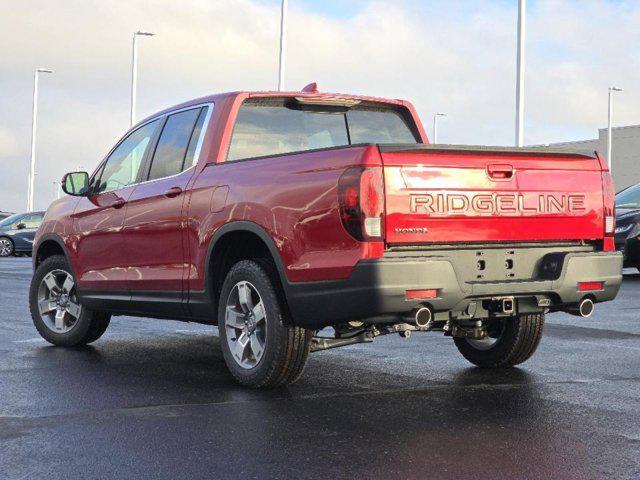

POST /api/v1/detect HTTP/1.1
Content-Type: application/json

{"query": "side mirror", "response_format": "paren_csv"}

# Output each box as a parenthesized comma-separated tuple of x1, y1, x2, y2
(61, 171, 90, 196)
(16, 223, 26, 230)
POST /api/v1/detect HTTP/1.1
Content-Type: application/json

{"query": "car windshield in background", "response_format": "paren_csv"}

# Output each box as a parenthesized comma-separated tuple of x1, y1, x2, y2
(616, 184, 640, 209)
(227, 101, 418, 161)
(0, 214, 22, 227)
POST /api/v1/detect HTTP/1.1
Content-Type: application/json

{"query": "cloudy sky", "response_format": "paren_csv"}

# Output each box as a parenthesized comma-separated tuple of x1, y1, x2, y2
(1, 0, 639, 212)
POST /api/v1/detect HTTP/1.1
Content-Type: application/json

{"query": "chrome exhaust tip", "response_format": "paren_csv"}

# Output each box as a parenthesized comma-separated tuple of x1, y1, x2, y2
(565, 298, 595, 317)
(415, 306, 433, 328)
(578, 298, 594, 318)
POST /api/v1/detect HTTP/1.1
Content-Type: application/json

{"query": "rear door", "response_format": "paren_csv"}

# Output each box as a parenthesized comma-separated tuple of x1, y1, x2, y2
(123, 106, 209, 305)
(380, 145, 605, 245)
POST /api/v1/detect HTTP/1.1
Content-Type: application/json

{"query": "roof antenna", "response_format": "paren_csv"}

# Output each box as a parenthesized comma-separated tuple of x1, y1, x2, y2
(301, 82, 318, 93)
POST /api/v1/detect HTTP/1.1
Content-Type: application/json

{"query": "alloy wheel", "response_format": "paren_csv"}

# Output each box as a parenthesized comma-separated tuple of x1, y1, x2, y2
(224, 281, 267, 369)
(37, 269, 82, 333)
(0, 239, 12, 257)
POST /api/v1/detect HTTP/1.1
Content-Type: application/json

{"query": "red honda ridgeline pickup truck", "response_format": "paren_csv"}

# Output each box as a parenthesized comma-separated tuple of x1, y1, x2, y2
(30, 87, 622, 387)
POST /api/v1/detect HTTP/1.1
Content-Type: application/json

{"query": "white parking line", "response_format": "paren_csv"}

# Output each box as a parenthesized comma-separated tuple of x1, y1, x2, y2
(574, 340, 640, 351)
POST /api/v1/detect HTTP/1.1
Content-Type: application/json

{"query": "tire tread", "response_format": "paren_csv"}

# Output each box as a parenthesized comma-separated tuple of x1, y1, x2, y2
(454, 313, 545, 368)
(218, 260, 312, 388)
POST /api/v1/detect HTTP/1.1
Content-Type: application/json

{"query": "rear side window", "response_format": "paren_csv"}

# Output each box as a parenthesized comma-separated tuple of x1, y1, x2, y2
(22, 214, 43, 228)
(147, 108, 203, 181)
(227, 101, 417, 162)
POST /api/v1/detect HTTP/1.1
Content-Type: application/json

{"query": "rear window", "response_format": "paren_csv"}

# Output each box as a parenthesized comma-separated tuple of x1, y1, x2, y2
(227, 100, 418, 161)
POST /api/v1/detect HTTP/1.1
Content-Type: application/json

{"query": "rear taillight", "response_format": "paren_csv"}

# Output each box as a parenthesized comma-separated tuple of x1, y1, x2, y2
(338, 166, 384, 241)
(601, 171, 615, 251)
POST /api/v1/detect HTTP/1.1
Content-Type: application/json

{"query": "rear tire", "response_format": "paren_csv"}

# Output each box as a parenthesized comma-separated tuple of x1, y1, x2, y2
(218, 259, 312, 388)
(0, 237, 14, 257)
(29, 255, 111, 346)
(454, 313, 544, 368)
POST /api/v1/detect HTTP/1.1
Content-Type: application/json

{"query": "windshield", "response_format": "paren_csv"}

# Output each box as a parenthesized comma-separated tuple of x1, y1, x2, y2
(0, 214, 21, 227)
(616, 184, 640, 209)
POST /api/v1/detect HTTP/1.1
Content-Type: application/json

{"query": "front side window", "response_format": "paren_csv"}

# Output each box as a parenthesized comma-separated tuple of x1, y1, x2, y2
(147, 108, 203, 181)
(227, 100, 418, 162)
(0, 214, 22, 228)
(94, 119, 160, 194)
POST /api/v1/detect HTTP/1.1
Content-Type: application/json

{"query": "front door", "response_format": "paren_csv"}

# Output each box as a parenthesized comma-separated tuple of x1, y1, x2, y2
(73, 119, 160, 293)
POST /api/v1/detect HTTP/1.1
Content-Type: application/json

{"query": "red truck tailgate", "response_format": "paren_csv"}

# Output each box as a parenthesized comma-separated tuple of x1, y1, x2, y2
(380, 145, 605, 245)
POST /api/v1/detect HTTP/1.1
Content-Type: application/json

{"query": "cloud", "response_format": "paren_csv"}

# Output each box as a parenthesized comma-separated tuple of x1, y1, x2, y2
(0, 0, 638, 212)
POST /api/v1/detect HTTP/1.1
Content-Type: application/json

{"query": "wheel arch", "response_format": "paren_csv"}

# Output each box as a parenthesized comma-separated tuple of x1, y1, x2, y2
(204, 221, 291, 313)
(33, 234, 73, 273)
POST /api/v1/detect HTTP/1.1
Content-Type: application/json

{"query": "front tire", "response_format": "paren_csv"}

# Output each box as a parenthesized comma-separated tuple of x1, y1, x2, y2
(218, 259, 312, 388)
(29, 255, 111, 346)
(454, 313, 544, 368)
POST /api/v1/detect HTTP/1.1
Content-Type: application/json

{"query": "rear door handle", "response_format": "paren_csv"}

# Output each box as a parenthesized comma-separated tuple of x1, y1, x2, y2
(487, 164, 514, 180)
(111, 198, 126, 209)
(164, 187, 183, 198)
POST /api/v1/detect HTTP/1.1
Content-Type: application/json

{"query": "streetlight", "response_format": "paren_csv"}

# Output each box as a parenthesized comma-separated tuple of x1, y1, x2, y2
(607, 86, 623, 173)
(52, 180, 61, 201)
(130, 30, 155, 127)
(433, 113, 447, 144)
(27, 67, 53, 212)
(278, 0, 288, 91)
(515, 0, 526, 147)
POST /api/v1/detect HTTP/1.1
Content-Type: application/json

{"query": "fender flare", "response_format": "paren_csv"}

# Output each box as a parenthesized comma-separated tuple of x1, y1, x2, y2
(33, 233, 75, 275)
(203, 221, 291, 299)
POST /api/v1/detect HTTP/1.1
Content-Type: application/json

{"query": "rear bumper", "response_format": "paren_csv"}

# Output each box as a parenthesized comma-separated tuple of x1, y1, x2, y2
(286, 249, 623, 328)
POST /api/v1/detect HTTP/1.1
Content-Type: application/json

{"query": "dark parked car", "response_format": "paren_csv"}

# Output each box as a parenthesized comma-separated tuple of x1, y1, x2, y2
(615, 183, 640, 270)
(0, 211, 14, 221)
(0, 212, 45, 257)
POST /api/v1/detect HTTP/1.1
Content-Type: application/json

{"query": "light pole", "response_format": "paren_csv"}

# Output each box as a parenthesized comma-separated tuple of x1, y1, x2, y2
(607, 86, 623, 172)
(278, 0, 288, 91)
(433, 113, 447, 144)
(28, 68, 53, 212)
(515, 0, 526, 147)
(52, 180, 61, 201)
(130, 30, 155, 127)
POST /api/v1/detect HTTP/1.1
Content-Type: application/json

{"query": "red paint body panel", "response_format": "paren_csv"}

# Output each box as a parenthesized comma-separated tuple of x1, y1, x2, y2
(382, 151, 605, 245)
(124, 168, 196, 292)
(184, 146, 381, 289)
(72, 188, 136, 290)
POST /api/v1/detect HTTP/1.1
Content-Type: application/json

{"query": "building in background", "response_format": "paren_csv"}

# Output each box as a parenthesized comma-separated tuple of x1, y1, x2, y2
(532, 125, 640, 192)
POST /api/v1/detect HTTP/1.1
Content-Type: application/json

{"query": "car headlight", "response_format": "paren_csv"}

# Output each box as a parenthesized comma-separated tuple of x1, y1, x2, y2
(615, 223, 634, 234)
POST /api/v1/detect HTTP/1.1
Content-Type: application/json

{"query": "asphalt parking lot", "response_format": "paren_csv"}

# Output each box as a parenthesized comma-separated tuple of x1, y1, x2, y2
(1, 257, 639, 480)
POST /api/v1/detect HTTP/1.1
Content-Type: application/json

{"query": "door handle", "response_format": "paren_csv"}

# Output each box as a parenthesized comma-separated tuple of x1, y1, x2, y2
(111, 198, 126, 209)
(487, 164, 514, 180)
(164, 186, 183, 198)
